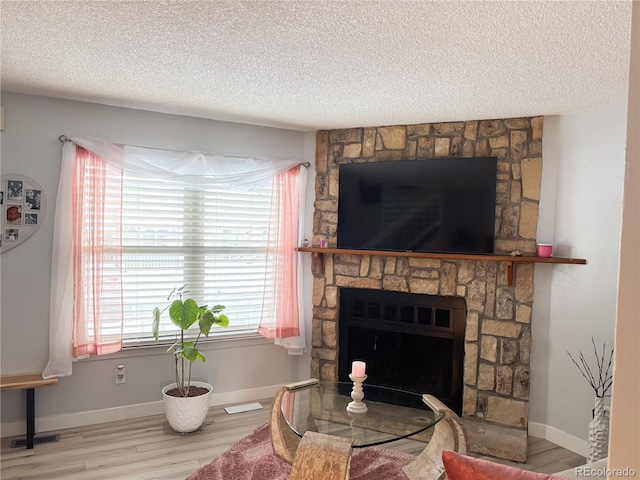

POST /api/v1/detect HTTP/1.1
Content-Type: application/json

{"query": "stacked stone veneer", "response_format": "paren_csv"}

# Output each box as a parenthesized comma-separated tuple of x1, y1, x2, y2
(311, 117, 543, 433)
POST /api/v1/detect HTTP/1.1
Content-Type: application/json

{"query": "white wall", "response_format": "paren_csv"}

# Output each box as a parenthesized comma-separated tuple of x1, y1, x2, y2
(0, 92, 314, 432)
(530, 103, 626, 454)
(608, 0, 640, 472)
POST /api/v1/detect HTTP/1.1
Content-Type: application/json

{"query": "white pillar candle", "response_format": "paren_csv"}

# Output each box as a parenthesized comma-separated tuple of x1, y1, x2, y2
(351, 361, 366, 377)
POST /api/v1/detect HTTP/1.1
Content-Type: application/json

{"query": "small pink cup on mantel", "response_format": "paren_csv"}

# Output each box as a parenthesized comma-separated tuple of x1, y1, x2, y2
(536, 243, 553, 257)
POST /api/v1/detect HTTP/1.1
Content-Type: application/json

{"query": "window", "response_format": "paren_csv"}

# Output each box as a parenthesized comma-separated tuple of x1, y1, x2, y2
(119, 176, 274, 345)
(44, 138, 305, 379)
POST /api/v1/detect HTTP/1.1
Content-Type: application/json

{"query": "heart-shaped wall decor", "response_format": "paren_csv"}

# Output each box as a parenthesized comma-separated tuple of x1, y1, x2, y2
(1, 174, 46, 253)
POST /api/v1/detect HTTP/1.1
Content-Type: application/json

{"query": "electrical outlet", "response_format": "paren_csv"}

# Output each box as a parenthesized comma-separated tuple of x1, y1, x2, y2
(116, 365, 126, 384)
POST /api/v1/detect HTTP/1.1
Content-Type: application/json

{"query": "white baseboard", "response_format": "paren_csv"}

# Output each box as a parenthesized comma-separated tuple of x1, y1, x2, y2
(529, 421, 588, 457)
(1, 384, 281, 438)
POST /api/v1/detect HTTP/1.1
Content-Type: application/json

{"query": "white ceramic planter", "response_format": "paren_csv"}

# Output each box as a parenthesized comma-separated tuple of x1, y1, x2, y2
(162, 381, 212, 433)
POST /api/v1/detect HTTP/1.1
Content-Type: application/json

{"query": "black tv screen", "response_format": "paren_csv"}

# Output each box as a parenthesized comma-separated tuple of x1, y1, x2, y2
(337, 158, 497, 254)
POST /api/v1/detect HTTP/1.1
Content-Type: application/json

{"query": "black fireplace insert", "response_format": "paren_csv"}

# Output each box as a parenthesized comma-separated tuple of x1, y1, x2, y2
(338, 288, 466, 415)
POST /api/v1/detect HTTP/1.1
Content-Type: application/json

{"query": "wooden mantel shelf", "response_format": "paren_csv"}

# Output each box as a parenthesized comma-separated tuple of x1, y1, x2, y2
(296, 247, 587, 286)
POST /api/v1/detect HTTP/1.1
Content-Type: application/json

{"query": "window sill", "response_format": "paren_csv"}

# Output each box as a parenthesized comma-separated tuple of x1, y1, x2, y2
(79, 332, 271, 362)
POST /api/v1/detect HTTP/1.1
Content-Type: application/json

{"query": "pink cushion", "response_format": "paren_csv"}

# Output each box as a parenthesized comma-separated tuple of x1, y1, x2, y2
(442, 450, 564, 480)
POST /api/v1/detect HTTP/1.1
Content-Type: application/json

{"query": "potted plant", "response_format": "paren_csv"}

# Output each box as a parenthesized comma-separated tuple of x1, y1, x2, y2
(153, 285, 229, 432)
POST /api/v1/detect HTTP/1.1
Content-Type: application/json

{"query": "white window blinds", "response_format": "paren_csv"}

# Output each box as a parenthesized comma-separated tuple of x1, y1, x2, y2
(120, 176, 274, 344)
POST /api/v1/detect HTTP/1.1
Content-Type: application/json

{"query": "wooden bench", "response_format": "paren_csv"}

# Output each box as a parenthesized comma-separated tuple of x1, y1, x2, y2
(0, 373, 58, 449)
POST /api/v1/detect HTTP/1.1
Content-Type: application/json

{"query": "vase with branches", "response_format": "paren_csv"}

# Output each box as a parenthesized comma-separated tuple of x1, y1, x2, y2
(567, 338, 613, 399)
(567, 338, 613, 463)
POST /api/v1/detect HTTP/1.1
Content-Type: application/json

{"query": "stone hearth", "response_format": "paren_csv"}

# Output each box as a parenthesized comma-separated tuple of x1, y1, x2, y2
(309, 117, 543, 461)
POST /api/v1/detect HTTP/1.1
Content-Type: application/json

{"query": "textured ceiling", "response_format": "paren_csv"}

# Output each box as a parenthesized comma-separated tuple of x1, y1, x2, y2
(0, 1, 632, 131)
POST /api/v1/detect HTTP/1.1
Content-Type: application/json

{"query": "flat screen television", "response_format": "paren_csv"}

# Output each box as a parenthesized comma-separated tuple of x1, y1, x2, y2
(337, 157, 497, 254)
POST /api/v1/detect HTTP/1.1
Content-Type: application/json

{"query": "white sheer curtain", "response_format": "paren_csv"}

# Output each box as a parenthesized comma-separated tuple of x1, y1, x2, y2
(44, 137, 307, 378)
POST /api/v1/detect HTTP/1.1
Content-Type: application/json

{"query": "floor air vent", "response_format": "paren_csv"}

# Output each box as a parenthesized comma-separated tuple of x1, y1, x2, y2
(11, 434, 60, 448)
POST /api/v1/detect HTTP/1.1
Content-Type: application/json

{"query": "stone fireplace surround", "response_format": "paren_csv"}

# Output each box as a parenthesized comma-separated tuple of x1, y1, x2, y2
(309, 117, 543, 461)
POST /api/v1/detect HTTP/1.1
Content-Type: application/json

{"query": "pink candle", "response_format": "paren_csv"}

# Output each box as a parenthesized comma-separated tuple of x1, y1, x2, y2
(351, 361, 366, 377)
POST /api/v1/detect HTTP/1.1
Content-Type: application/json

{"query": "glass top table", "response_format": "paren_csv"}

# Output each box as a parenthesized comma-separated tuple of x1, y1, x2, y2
(280, 381, 445, 448)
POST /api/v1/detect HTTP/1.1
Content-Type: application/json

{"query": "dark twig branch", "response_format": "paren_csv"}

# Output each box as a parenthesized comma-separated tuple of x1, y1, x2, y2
(567, 338, 614, 398)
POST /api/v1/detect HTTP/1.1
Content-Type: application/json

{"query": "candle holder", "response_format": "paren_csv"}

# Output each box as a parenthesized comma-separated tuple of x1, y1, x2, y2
(346, 374, 368, 414)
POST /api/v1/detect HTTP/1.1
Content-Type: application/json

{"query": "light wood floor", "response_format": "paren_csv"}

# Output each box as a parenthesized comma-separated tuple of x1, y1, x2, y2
(1, 398, 585, 480)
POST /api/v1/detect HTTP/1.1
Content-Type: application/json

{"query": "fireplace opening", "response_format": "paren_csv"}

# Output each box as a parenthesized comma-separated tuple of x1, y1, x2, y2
(338, 288, 465, 414)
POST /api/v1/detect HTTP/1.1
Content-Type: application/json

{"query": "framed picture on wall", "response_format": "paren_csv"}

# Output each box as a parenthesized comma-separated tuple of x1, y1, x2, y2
(7, 180, 23, 202)
(25, 189, 41, 210)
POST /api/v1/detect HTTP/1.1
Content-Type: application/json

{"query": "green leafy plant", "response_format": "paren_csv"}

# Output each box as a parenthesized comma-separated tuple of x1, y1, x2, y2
(153, 286, 229, 397)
